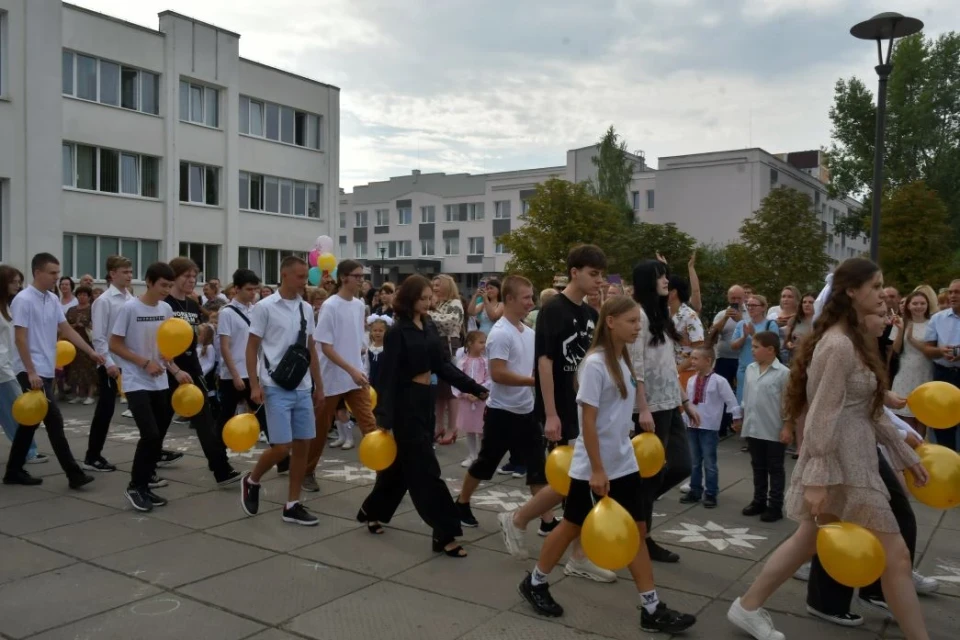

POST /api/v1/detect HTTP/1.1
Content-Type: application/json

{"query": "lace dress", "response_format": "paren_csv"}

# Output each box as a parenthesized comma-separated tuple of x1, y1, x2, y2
(891, 321, 934, 418)
(785, 329, 920, 533)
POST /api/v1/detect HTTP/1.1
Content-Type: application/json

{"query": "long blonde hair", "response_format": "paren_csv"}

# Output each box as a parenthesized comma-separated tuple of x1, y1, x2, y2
(585, 296, 638, 398)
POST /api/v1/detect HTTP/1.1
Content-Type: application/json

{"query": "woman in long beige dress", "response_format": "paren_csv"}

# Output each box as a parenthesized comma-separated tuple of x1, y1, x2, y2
(726, 258, 931, 640)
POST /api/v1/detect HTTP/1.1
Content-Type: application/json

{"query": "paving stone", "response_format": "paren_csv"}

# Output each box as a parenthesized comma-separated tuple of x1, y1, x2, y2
(293, 526, 435, 578)
(285, 581, 497, 640)
(206, 510, 359, 552)
(177, 554, 376, 625)
(0, 562, 159, 638)
(911, 501, 945, 529)
(144, 488, 280, 530)
(615, 545, 755, 598)
(916, 527, 960, 599)
(0, 494, 115, 536)
(0, 484, 56, 509)
(242, 631, 303, 640)
(0, 536, 75, 584)
(93, 531, 275, 587)
(387, 503, 500, 542)
(27, 594, 264, 640)
(458, 611, 620, 640)
(685, 598, 877, 639)
(938, 506, 960, 531)
(652, 512, 790, 561)
(25, 511, 192, 559)
(309, 484, 414, 520)
(257, 474, 356, 505)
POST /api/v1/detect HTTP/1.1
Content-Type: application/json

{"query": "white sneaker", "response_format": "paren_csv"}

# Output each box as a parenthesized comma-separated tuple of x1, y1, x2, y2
(120, 396, 128, 404)
(330, 438, 344, 448)
(679, 483, 691, 494)
(341, 441, 354, 450)
(913, 570, 940, 594)
(727, 597, 785, 640)
(793, 561, 811, 581)
(563, 555, 617, 583)
(68, 396, 82, 404)
(460, 457, 475, 468)
(121, 409, 133, 418)
(83, 397, 95, 406)
(498, 510, 528, 559)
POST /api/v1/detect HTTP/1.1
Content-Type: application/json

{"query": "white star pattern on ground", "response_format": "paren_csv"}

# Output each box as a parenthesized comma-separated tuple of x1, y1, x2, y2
(471, 488, 531, 511)
(930, 560, 960, 584)
(660, 521, 767, 551)
(318, 464, 376, 482)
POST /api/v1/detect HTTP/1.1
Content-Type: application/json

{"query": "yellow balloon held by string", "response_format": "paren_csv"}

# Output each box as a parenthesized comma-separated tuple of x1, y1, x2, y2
(904, 443, 960, 510)
(581, 497, 641, 570)
(12, 390, 48, 426)
(55, 340, 76, 368)
(816, 521, 886, 588)
(157, 318, 193, 360)
(907, 381, 960, 429)
(632, 433, 665, 478)
(317, 252, 337, 273)
(358, 430, 397, 471)
(545, 445, 574, 496)
(223, 413, 260, 452)
(171, 383, 204, 418)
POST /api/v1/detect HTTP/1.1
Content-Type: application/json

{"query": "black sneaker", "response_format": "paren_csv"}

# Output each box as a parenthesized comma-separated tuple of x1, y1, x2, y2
(538, 517, 560, 537)
(646, 538, 679, 563)
(761, 508, 783, 523)
(703, 495, 718, 509)
(143, 489, 168, 507)
(82, 457, 117, 472)
(216, 469, 242, 488)
(456, 500, 479, 528)
(3, 470, 43, 486)
(68, 473, 94, 490)
(240, 473, 260, 516)
(640, 602, 696, 633)
(806, 605, 864, 627)
(148, 474, 169, 489)
(282, 502, 319, 526)
(124, 487, 153, 512)
(679, 493, 700, 504)
(518, 573, 563, 617)
(742, 502, 766, 516)
(25, 453, 49, 465)
(157, 450, 184, 467)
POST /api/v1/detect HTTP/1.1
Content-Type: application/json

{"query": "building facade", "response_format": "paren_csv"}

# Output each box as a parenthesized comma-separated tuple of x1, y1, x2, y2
(0, 1, 339, 285)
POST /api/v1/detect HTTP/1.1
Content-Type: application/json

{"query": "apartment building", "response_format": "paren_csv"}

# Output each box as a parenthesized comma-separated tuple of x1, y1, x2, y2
(0, 1, 339, 285)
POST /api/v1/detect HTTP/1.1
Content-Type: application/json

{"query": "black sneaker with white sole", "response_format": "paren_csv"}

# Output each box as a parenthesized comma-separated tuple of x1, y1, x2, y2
(148, 474, 168, 489)
(456, 500, 479, 528)
(282, 502, 319, 526)
(538, 517, 560, 537)
(241, 473, 260, 516)
(640, 602, 697, 633)
(125, 487, 153, 512)
(82, 457, 117, 472)
(143, 489, 168, 507)
(25, 453, 49, 465)
(216, 469, 242, 487)
(806, 605, 864, 627)
(156, 450, 184, 467)
(518, 573, 563, 617)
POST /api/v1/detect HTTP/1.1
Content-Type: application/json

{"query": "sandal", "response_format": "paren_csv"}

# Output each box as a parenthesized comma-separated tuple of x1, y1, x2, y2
(438, 434, 457, 446)
(356, 508, 384, 534)
(432, 539, 468, 557)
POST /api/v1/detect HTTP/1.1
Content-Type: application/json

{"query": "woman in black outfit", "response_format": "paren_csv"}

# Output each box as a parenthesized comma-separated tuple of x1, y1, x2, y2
(358, 275, 488, 557)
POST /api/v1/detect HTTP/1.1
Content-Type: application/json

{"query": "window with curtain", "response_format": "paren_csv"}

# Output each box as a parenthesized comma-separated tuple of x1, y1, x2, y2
(120, 154, 138, 195)
(120, 67, 138, 110)
(99, 149, 119, 193)
(99, 60, 119, 106)
(76, 55, 97, 100)
(141, 72, 158, 115)
(62, 51, 74, 95)
(76, 144, 97, 190)
(62, 144, 73, 187)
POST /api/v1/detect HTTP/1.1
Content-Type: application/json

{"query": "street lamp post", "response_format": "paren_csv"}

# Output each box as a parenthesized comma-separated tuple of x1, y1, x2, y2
(379, 247, 387, 286)
(850, 12, 924, 263)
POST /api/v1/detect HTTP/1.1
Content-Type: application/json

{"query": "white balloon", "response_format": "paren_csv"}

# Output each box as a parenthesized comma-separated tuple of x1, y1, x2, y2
(314, 235, 334, 254)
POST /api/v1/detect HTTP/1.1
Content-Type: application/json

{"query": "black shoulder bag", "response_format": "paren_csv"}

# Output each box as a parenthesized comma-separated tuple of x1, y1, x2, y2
(224, 304, 250, 325)
(264, 302, 311, 390)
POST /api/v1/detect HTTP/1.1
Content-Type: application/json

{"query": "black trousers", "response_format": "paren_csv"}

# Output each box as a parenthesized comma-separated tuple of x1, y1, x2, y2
(165, 372, 232, 480)
(5, 373, 82, 479)
(808, 449, 917, 612)
(127, 390, 171, 489)
(747, 437, 786, 509)
(361, 382, 463, 543)
(85, 365, 118, 462)
(640, 407, 692, 532)
(714, 358, 739, 436)
(932, 365, 960, 451)
(217, 378, 268, 437)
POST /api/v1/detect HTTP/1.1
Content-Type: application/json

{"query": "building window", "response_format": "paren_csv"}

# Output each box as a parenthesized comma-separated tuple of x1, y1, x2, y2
(62, 143, 158, 198)
(62, 50, 159, 115)
(375, 241, 389, 258)
(420, 239, 435, 256)
(468, 237, 485, 255)
(354, 210, 368, 227)
(179, 81, 219, 127)
(178, 242, 220, 281)
(393, 240, 412, 258)
(339, 212, 347, 229)
(239, 172, 321, 218)
(495, 241, 507, 255)
(180, 162, 220, 206)
(355, 242, 367, 259)
(821, 221, 827, 233)
(494, 201, 511, 219)
(770, 168, 779, 186)
(239, 95, 322, 150)
(521, 200, 531, 216)
(421, 206, 435, 223)
(375, 209, 389, 226)
(398, 206, 412, 225)
(0, 12, 6, 98)
(444, 237, 459, 256)
(646, 189, 655, 210)
(443, 203, 484, 222)
(62, 234, 159, 280)
(239, 247, 306, 285)
(631, 191, 640, 210)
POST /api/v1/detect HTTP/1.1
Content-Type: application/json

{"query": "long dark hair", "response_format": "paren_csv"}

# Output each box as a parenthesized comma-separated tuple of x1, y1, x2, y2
(631, 260, 680, 346)
(393, 274, 431, 320)
(0, 265, 24, 322)
(785, 258, 887, 421)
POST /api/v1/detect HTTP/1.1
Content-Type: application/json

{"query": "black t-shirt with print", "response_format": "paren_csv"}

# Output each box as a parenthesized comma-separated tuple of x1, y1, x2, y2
(533, 293, 598, 439)
(164, 294, 202, 377)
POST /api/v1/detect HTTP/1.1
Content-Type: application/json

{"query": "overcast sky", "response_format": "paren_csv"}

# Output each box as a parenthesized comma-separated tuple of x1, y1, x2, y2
(72, 0, 959, 190)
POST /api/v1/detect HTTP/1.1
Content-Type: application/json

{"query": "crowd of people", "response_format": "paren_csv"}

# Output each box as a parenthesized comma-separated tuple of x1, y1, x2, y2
(0, 243, 954, 639)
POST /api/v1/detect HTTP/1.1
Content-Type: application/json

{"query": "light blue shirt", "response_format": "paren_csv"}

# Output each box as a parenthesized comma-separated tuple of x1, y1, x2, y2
(732, 318, 779, 368)
(923, 308, 960, 368)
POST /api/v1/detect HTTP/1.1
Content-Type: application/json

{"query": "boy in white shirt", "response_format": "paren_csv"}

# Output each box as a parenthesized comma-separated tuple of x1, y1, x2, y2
(3, 252, 106, 489)
(680, 347, 741, 508)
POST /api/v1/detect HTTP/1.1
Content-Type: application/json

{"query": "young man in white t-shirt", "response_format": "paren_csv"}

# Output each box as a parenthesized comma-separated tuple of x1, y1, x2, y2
(455, 275, 539, 527)
(303, 259, 376, 491)
(241, 256, 325, 526)
(109, 262, 192, 511)
(3, 253, 107, 488)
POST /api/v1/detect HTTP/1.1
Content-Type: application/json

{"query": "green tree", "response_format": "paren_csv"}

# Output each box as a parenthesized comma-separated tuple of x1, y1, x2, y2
(587, 125, 637, 225)
(693, 243, 741, 320)
(827, 32, 960, 241)
(730, 187, 831, 299)
(879, 181, 954, 289)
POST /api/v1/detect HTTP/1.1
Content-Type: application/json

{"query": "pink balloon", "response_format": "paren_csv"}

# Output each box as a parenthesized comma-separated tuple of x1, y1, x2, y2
(308, 249, 319, 267)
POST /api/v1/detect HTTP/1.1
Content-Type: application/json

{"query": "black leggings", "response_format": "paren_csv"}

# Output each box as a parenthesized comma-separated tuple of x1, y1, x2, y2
(127, 390, 171, 489)
(640, 407, 692, 532)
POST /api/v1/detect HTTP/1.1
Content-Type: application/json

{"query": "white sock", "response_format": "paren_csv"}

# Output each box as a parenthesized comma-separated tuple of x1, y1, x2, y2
(531, 565, 550, 586)
(247, 476, 260, 486)
(640, 589, 660, 614)
(285, 500, 298, 509)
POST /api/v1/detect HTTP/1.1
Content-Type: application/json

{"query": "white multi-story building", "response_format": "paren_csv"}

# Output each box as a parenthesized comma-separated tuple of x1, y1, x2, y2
(340, 145, 864, 288)
(0, 1, 339, 285)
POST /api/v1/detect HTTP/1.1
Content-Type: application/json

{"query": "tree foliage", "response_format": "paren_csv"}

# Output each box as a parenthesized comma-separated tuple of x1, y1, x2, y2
(879, 181, 954, 290)
(587, 125, 637, 225)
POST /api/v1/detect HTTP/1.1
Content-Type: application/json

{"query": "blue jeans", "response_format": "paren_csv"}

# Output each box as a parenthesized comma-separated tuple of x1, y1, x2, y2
(687, 428, 719, 499)
(0, 379, 38, 460)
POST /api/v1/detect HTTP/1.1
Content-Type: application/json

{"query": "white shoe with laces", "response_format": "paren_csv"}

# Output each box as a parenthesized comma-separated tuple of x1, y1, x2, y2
(340, 440, 354, 450)
(497, 510, 528, 559)
(460, 457, 475, 468)
(83, 396, 95, 405)
(563, 555, 616, 583)
(912, 570, 939, 594)
(793, 561, 811, 581)
(727, 598, 784, 640)
(679, 483, 691, 494)
(121, 409, 133, 418)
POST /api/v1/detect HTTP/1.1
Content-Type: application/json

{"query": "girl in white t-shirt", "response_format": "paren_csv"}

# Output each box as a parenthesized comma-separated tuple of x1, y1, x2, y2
(517, 296, 696, 634)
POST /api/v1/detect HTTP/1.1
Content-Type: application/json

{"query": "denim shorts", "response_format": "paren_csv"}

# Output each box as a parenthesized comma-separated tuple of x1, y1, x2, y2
(263, 386, 316, 444)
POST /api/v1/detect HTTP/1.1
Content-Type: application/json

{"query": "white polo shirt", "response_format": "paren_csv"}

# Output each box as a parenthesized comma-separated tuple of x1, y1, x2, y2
(486, 316, 535, 414)
(93, 284, 133, 369)
(218, 301, 255, 380)
(11, 285, 67, 379)
(249, 292, 315, 392)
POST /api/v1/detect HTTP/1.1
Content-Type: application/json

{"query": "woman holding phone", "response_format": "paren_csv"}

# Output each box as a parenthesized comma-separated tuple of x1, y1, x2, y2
(468, 279, 503, 335)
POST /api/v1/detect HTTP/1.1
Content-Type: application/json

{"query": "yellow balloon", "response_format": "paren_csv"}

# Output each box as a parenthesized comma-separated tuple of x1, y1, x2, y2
(904, 444, 960, 510)
(907, 381, 960, 429)
(12, 390, 48, 426)
(545, 445, 574, 496)
(317, 252, 337, 273)
(223, 413, 260, 452)
(171, 383, 204, 418)
(345, 387, 378, 415)
(56, 340, 76, 368)
(816, 521, 886, 587)
(358, 430, 397, 471)
(632, 433, 665, 478)
(581, 497, 641, 570)
(157, 318, 193, 360)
